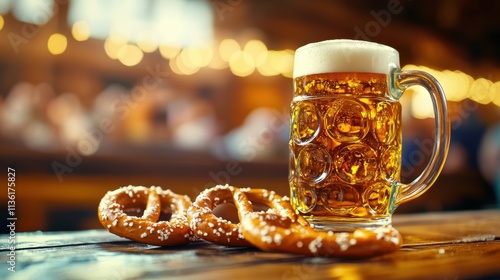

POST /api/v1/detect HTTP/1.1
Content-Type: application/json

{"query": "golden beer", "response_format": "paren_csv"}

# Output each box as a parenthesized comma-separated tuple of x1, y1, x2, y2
(289, 40, 450, 230)
(289, 72, 401, 228)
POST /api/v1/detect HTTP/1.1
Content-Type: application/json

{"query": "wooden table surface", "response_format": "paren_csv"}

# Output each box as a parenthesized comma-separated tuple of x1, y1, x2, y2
(1, 209, 500, 280)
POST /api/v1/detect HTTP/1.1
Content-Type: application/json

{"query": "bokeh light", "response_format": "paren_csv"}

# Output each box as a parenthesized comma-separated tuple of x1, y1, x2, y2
(219, 39, 241, 62)
(229, 50, 255, 77)
(71, 20, 90, 42)
(116, 44, 143, 67)
(47, 33, 67, 55)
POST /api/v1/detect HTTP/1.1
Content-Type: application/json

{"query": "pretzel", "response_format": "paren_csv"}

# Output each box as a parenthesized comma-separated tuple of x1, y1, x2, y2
(98, 185, 196, 246)
(187, 185, 298, 246)
(187, 185, 250, 246)
(232, 188, 402, 258)
(98, 184, 402, 257)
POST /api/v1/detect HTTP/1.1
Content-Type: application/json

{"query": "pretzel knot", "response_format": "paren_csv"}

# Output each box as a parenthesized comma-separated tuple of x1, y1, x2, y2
(187, 185, 308, 247)
(98, 185, 196, 246)
(188, 185, 401, 257)
(232, 188, 402, 258)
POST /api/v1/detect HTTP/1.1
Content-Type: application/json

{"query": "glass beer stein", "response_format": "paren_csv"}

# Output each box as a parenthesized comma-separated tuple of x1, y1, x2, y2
(289, 39, 450, 230)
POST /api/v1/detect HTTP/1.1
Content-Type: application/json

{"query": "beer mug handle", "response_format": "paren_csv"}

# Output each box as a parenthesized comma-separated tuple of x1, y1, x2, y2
(392, 69, 451, 205)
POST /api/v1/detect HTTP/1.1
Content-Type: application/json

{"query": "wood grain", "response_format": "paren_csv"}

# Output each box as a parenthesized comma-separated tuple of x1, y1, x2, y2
(1, 210, 499, 279)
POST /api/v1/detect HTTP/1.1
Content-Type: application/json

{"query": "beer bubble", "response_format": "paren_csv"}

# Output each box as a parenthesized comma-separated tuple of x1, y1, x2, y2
(320, 183, 360, 214)
(363, 182, 391, 215)
(380, 145, 401, 180)
(297, 145, 331, 183)
(291, 182, 317, 214)
(325, 99, 368, 142)
(334, 144, 377, 184)
(373, 101, 398, 143)
(291, 101, 320, 144)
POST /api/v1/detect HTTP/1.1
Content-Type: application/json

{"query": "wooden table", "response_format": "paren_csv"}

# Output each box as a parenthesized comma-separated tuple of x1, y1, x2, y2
(1, 210, 499, 280)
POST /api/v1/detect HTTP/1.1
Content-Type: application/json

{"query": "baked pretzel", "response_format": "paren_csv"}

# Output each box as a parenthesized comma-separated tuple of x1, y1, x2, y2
(98, 185, 196, 246)
(232, 188, 402, 258)
(187, 185, 250, 246)
(187, 185, 299, 246)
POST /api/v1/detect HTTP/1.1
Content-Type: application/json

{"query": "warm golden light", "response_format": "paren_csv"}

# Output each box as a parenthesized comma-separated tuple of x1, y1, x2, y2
(256, 50, 294, 77)
(47, 33, 67, 55)
(449, 70, 474, 101)
(104, 36, 128, 60)
(159, 44, 181, 59)
(279, 49, 295, 77)
(137, 31, 158, 53)
(174, 51, 200, 75)
(229, 50, 255, 77)
(116, 44, 143, 67)
(493, 82, 500, 107)
(71, 20, 90, 42)
(185, 46, 213, 68)
(208, 46, 228, 70)
(178, 48, 201, 74)
(256, 51, 280, 76)
(328, 265, 363, 280)
(0, 15, 4, 30)
(219, 39, 240, 62)
(243, 40, 267, 66)
(169, 54, 182, 75)
(402, 64, 500, 112)
(410, 86, 434, 119)
(469, 78, 494, 105)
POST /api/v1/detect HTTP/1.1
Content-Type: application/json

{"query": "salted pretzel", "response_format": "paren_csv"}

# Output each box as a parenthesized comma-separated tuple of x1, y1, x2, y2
(98, 185, 196, 246)
(187, 185, 297, 246)
(232, 188, 402, 258)
(187, 185, 251, 246)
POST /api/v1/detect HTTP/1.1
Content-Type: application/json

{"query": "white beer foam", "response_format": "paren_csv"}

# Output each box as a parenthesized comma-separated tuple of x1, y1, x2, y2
(293, 39, 400, 78)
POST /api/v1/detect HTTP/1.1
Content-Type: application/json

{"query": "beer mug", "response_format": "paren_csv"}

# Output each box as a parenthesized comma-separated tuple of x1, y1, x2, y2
(289, 39, 450, 230)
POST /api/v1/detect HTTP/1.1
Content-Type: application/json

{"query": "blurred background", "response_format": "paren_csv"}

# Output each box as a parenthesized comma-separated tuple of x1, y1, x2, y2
(0, 0, 499, 233)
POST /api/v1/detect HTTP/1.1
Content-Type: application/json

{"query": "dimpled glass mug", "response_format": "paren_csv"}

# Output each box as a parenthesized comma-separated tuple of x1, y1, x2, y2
(289, 39, 450, 230)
